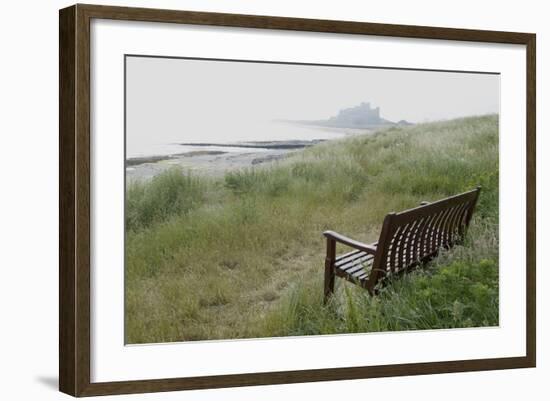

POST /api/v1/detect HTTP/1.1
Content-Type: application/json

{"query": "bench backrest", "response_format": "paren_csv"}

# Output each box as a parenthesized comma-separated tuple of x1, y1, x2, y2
(366, 187, 481, 292)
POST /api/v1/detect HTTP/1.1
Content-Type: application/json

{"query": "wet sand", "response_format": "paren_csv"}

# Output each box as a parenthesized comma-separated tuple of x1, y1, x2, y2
(126, 146, 299, 181)
(126, 132, 373, 181)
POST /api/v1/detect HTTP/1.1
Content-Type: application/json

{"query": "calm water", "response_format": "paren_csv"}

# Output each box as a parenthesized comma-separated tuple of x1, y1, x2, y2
(126, 121, 352, 158)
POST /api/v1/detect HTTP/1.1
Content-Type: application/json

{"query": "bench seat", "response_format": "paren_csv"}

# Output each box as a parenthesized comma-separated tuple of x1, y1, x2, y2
(323, 187, 481, 302)
(334, 249, 375, 286)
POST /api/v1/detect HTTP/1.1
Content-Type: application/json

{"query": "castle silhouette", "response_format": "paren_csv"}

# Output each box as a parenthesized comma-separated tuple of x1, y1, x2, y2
(327, 102, 387, 127)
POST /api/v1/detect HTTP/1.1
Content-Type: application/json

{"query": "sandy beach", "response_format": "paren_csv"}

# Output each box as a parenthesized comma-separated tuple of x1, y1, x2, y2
(126, 142, 310, 181)
(125, 127, 374, 181)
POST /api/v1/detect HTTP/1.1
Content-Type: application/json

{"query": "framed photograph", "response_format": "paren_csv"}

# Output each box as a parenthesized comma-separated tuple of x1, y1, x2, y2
(59, 4, 536, 397)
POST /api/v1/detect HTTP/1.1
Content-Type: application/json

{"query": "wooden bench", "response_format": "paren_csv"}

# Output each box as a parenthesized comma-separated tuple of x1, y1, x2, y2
(323, 187, 481, 302)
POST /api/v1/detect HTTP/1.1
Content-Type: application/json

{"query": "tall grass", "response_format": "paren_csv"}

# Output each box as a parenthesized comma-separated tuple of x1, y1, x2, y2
(126, 169, 206, 231)
(125, 115, 499, 343)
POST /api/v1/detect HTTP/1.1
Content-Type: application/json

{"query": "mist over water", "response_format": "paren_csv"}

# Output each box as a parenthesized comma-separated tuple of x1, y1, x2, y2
(126, 121, 349, 158)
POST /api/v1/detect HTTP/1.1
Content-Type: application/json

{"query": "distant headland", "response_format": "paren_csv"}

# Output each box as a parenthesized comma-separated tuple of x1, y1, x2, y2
(284, 102, 413, 129)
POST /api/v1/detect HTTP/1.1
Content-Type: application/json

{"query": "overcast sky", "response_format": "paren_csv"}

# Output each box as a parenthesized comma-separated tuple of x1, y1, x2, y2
(126, 56, 499, 150)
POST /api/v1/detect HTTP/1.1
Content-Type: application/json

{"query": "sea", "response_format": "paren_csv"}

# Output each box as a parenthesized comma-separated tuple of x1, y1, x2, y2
(126, 121, 355, 159)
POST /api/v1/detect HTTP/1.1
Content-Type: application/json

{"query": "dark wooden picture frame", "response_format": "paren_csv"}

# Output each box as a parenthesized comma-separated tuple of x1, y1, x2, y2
(59, 3, 536, 397)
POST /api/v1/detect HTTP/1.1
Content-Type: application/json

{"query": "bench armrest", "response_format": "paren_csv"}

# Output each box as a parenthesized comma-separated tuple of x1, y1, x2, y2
(323, 230, 378, 254)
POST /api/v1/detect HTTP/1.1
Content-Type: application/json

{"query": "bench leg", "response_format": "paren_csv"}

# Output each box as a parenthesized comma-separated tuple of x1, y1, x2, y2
(324, 238, 336, 304)
(324, 261, 335, 303)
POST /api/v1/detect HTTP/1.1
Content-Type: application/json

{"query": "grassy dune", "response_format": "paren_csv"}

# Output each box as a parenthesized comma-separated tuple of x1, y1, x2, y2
(125, 115, 499, 344)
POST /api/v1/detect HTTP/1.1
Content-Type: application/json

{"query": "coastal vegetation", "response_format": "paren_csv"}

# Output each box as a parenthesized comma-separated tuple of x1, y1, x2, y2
(125, 115, 499, 344)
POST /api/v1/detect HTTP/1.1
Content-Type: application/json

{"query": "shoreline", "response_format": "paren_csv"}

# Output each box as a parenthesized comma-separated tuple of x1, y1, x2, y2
(176, 139, 325, 150)
(125, 139, 330, 181)
(126, 147, 300, 181)
(126, 139, 326, 167)
(125, 134, 371, 181)
(126, 150, 228, 167)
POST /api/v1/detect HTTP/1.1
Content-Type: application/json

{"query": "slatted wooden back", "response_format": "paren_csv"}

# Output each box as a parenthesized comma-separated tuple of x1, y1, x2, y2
(366, 187, 481, 292)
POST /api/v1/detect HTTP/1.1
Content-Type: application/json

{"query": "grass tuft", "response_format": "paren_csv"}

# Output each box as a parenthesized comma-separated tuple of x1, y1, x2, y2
(126, 169, 206, 231)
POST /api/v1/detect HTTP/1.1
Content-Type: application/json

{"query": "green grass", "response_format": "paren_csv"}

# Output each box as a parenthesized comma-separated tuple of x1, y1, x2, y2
(125, 115, 499, 344)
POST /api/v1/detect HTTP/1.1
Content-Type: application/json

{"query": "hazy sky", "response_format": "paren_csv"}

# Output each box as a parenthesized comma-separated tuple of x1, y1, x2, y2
(126, 56, 499, 152)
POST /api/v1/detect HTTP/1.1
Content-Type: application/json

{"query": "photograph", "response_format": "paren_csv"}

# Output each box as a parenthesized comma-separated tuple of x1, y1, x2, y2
(124, 55, 500, 344)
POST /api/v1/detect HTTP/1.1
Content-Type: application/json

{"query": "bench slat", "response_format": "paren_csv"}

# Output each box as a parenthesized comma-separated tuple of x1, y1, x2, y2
(343, 262, 370, 276)
(335, 250, 365, 267)
(338, 254, 373, 273)
(335, 249, 362, 262)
